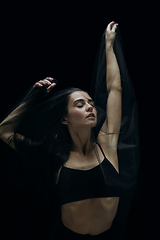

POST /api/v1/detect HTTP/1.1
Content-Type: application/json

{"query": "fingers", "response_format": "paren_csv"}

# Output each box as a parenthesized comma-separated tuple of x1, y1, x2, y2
(112, 23, 118, 32)
(34, 82, 43, 87)
(34, 79, 51, 88)
(47, 82, 56, 90)
(45, 77, 57, 90)
(46, 77, 54, 81)
(107, 21, 114, 31)
(106, 21, 118, 32)
(33, 77, 57, 91)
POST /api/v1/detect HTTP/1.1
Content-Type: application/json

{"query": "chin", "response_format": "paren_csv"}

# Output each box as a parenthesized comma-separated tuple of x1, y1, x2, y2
(87, 119, 97, 128)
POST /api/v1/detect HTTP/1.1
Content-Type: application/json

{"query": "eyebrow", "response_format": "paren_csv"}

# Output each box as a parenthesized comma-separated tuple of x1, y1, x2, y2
(73, 98, 94, 104)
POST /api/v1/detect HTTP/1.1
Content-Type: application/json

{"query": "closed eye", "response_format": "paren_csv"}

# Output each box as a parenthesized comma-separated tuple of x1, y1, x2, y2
(76, 104, 84, 108)
(73, 99, 95, 108)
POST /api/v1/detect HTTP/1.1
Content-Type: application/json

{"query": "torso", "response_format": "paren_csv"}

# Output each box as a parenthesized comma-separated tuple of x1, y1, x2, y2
(61, 197, 119, 235)
(57, 143, 120, 235)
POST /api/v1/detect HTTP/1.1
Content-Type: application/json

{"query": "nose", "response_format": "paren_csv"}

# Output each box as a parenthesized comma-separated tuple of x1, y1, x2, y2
(86, 103, 93, 112)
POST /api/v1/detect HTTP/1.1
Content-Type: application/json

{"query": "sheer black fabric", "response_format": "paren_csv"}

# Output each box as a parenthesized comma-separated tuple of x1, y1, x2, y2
(90, 28, 140, 239)
(0, 28, 140, 239)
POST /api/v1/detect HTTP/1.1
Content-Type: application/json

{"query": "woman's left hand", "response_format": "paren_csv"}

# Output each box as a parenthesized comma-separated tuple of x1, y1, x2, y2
(105, 21, 118, 47)
(33, 77, 57, 93)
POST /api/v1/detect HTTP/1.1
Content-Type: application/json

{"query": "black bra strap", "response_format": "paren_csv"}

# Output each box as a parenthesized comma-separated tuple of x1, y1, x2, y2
(96, 142, 106, 159)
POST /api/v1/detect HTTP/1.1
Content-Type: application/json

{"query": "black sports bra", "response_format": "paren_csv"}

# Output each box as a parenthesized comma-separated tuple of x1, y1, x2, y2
(57, 144, 122, 206)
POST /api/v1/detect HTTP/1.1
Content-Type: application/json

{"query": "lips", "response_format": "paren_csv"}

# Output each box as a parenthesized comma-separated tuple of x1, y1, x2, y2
(86, 113, 95, 118)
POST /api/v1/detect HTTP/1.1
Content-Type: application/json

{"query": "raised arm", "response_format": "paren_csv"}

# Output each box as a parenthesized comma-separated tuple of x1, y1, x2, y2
(0, 77, 56, 150)
(98, 22, 122, 148)
(106, 22, 122, 135)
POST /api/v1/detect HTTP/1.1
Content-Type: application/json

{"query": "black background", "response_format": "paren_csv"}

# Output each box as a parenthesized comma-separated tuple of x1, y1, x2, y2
(0, 1, 158, 239)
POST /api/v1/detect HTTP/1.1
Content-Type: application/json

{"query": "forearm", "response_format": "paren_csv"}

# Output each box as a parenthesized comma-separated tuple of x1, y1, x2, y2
(106, 44, 121, 92)
(0, 102, 29, 131)
(0, 102, 30, 145)
(0, 86, 40, 144)
(0, 77, 56, 146)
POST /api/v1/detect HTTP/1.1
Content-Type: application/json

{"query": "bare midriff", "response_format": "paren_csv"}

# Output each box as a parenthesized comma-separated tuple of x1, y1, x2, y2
(61, 197, 119, 235)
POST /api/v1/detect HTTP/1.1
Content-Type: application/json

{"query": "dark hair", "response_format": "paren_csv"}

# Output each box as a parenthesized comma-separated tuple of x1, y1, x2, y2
(14, 86, 106, 175)
(43, 87, 85, 165)
(14, 87, 85, 168)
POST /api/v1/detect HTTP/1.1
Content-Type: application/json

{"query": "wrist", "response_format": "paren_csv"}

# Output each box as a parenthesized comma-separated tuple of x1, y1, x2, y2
(105, 42, 114, 52)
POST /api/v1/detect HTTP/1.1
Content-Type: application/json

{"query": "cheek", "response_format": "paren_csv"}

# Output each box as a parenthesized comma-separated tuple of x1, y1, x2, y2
(68, 109, 84, 121)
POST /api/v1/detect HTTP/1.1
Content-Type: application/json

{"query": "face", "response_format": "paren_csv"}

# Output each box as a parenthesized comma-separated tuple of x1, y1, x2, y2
(62, 91, 97, 128)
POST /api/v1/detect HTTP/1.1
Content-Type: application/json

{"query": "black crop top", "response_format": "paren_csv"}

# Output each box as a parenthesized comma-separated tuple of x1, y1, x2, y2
(57, 144, 122, 206)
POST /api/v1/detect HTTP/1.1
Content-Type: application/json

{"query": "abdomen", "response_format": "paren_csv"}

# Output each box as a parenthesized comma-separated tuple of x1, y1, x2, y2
(61, 197, 119, 235)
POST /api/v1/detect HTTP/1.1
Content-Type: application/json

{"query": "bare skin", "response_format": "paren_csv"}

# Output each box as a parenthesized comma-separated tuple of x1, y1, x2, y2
(0, 21, 121, 235)
(62, 198, 119, 235)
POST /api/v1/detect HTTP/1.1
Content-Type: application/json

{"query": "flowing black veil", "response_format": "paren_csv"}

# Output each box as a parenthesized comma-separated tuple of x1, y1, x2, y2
(90, 28, 142, 239)
(0, 28, 141, 240)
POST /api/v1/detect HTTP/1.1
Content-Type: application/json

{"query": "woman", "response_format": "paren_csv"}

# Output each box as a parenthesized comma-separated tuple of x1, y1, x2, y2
(0, 22, 139, 239)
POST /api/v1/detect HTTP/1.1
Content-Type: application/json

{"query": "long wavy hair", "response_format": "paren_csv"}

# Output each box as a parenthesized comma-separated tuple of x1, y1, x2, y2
(13, 86, 106, 176)
(14, 88, 87, 168)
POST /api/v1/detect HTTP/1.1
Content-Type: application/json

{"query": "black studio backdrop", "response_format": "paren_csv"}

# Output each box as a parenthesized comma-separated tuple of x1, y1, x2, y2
(0, 3, 154, 239)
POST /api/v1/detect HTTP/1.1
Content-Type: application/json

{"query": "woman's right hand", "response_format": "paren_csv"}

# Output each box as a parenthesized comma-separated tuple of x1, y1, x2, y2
(33, 77, 57, 93)
(105, 21, 118, 47)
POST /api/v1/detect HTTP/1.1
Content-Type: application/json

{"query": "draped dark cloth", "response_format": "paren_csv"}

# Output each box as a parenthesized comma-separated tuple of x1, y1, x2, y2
(90, 28, 141, 239)
(0, 28, 141, 240)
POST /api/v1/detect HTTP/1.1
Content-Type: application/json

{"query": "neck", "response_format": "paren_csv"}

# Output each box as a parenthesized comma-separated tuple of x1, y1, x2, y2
(68, 126, 94, 155)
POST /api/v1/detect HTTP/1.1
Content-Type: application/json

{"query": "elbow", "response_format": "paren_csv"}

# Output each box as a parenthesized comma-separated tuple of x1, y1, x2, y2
(118, 85, 122, 92)
(107, 73, 122, 93)
(108, 82, 122, 94)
